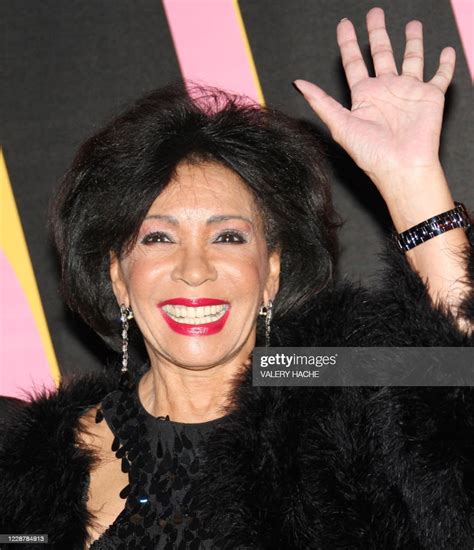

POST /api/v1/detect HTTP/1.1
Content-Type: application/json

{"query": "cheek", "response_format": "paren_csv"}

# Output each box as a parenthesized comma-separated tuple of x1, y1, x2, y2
(122, 258, 161, 299)
(217, 253, 268, 293)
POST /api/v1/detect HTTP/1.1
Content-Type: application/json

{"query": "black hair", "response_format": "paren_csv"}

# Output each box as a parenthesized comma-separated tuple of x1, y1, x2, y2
(50, 82, 342, 350)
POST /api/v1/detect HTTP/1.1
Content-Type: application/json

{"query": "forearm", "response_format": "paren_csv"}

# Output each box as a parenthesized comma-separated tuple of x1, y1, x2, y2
(374, 164, 472, 333)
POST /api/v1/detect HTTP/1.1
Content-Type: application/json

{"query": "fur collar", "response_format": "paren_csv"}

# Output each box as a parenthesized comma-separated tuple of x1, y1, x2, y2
(193, 366, 474, 549)
(0, 372, 119, 548)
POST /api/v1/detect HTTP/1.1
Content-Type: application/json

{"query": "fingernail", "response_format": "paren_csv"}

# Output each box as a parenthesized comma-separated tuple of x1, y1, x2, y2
(292, 81, 303, 95)
(339, 17, 348, 23)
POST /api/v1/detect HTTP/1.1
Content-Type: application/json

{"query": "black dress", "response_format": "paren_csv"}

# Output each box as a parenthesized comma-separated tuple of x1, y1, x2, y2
(88, 371, 226, 549)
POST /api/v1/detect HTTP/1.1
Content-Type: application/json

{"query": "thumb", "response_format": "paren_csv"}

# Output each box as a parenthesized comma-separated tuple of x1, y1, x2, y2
(293, 79, 350, 140)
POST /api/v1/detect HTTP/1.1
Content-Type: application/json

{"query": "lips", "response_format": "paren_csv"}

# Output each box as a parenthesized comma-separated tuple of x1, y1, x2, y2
(157, 297, 231, 336)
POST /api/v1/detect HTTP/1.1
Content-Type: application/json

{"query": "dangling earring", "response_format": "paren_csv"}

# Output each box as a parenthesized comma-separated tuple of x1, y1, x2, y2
(258, 299, 273, 347)
(120, 304, 134, 374)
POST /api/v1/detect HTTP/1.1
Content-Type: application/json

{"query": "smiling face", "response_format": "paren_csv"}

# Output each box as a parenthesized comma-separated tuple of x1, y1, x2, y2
(110, 160, 280, 370)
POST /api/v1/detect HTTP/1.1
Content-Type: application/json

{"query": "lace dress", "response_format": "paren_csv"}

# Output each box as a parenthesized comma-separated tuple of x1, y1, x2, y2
(87, 373, 225, 549)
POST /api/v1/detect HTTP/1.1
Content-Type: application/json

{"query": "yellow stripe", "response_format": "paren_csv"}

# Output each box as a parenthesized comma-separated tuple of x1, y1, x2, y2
(0, 149, 60, 385)
(232, 0, 266, 106)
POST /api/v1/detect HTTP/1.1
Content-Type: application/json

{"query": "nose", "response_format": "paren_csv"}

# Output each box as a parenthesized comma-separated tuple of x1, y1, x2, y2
(171, 246, 218, 287)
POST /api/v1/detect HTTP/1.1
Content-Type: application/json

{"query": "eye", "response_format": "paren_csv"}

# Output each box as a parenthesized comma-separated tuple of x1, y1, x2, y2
(215, 230, 247, 244)
(141, 231, 173, 245)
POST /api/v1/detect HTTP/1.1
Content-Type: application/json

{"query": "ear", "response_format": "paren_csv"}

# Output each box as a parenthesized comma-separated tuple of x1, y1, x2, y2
(264, 248, 281, 304)
(109, 252, 130, 306)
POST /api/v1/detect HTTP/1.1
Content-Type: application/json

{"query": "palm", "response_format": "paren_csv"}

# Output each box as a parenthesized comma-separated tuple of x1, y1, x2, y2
(341, 74, 445, 174)
(294, 8, 455, 198)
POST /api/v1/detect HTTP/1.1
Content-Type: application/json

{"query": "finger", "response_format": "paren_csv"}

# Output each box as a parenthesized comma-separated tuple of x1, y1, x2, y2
(402, 20, 424, 79)
(429, 47, 456, 93)
(293, 80, 351, 141)
(366, 7, 398, 76)
(337, 18, 369, 88)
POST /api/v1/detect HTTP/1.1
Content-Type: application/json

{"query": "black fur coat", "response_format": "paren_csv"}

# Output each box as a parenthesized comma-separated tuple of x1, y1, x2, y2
(1, 235, 473, 549)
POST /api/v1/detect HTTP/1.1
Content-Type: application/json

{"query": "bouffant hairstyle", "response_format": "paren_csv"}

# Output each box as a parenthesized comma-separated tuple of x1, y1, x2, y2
(50, 83, 341, 350)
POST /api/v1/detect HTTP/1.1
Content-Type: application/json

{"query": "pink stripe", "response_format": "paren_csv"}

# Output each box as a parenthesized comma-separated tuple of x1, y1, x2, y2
(0, 251, 55, 399)
(451, 0, 474, 80)
(163, 0, 260, 103)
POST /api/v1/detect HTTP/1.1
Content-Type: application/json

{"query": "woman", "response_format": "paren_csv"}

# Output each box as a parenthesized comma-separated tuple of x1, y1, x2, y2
(1, 8, 473, 549)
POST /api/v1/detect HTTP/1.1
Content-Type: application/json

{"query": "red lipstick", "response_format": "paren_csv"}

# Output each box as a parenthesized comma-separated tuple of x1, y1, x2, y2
(157, 298, 230, 336)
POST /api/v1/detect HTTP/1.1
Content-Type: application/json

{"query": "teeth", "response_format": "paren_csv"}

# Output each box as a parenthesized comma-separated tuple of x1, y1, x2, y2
(162, 303, 229, 324)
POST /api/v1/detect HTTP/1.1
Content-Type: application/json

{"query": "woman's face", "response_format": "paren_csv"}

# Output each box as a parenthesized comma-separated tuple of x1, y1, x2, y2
(110, 161, 280, 370)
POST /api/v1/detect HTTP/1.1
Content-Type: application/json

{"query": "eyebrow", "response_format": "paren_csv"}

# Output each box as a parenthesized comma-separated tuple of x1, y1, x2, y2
(144, 214, 254, 226)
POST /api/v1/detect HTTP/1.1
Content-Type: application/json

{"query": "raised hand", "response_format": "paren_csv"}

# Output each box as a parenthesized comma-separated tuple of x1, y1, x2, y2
(293, 7, 455, 204)
(293, 7, 472, 332)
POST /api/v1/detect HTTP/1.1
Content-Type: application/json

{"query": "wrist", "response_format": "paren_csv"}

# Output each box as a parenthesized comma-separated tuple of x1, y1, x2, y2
(369, 159, 444, 189)
(376, 164, 456, 233)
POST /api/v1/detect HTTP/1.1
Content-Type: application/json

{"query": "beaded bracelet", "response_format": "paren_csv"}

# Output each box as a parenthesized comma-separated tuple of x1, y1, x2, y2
(395, 201, 471, 252)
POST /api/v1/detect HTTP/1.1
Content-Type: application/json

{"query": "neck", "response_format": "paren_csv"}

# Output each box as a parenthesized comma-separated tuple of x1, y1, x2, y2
(137, 349, 252, 424)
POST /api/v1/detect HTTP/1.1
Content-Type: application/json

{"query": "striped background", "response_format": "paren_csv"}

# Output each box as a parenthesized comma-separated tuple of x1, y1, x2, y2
(1, 0, 472, 398)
